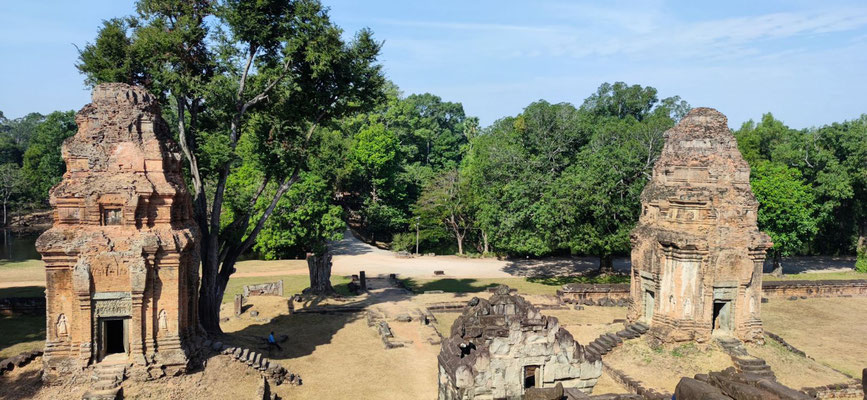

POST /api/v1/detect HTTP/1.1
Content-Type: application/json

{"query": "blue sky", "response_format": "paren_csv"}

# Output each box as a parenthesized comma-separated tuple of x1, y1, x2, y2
(1, 0, 866, 129)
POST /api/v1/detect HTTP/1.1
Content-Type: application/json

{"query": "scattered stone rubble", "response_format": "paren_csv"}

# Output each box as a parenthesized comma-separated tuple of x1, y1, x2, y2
(437, 286, 602, 400)
(675, 367, 812, 400)
(629, 107, 773, 344)
(0, 350, 43, 376)
(218, 342, 300, 386)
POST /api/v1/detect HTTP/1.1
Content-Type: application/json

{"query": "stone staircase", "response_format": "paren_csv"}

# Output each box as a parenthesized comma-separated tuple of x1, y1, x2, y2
(716, 337, 775, 380)
(584, 321, 649, 362)
(82, 362, 126, 400)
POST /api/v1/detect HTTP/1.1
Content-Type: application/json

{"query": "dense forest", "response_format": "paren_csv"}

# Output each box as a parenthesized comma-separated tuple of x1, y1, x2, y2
(0, 0, 864, 331)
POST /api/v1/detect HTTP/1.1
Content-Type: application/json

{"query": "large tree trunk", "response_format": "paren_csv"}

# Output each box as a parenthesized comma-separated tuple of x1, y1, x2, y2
(598, 254, 614, 274)
(198, 253, 231, 334)
(457, 234, 464, 255)
(306, 253, 335, 295)
(481, 230, 489, 254)
(771, 250, 783, 277)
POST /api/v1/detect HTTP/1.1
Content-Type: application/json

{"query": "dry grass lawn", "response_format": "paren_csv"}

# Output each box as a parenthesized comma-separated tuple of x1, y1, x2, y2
(604, 340, 734, 392)
(746, 339, 851, 389)
(763, 297, 867, 377)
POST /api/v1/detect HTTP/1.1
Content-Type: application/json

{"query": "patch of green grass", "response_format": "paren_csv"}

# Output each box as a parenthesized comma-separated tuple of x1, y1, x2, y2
(671, 342, 696, 358)
(0, 259, 43, 269)
(0, 314, 45, 358)
(222, 275, 351, 303)
(764, 271, 867, 281)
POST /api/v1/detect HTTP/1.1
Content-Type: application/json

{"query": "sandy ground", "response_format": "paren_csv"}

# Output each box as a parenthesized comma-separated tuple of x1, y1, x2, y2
(762, 297, 867, 377)
(0, 351, 269, 400)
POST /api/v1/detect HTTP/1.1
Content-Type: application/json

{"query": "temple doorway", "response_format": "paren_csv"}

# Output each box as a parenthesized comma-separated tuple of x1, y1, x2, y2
(712, 300, 732, 334)
(643, 290, 655, 322)
(99, 317, 129, 360)
(523, 365, 540, 389)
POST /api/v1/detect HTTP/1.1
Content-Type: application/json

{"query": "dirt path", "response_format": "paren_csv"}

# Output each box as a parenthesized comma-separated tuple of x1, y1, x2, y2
(0, 230, 857, 290)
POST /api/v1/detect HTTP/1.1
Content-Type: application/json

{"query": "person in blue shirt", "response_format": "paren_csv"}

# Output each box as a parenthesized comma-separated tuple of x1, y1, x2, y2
(268, 331, 282, 351)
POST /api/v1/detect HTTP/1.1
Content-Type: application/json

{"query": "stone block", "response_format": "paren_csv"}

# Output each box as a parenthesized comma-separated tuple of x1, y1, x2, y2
(675, 377, 731, 400)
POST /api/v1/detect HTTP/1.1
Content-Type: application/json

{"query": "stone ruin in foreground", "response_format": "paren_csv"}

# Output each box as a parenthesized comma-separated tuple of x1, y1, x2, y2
(628, 107, 773, 343)
(437, 286, 602, 400)
(36, 83, 200, 381)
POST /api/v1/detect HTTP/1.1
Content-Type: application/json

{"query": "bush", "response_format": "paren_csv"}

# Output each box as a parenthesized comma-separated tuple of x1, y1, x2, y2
(391, 232, 415, 252)
(856, 248, 867, 273)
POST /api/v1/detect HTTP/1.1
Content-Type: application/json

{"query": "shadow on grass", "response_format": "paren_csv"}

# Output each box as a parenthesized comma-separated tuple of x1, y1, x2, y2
(400, 277, 498, 294)
(0, 286, 44, 299)
(0, 314, 45, 357)
(526, 274, 630, 286)
(221, 276, 414, 361)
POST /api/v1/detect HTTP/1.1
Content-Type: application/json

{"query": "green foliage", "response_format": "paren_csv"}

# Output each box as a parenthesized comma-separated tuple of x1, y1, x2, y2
(750, 162, 819, 256)
(414, 169, 472, 254)
(462, 100, 588, 256)
(856, 249, 867, 273)
(337, 90, 471, 244)
(21, 111, 76, 202)
(253, 173, 345, 258)
(461, 83, 686, 262)
(735, 113, 867, 257)
(76, 19, 145, 87)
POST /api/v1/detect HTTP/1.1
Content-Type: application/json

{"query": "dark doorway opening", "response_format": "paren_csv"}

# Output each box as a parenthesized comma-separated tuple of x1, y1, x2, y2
(712, 300, 732, 333)
(104, 319, 125, 354)
(523, 365, 539, 389)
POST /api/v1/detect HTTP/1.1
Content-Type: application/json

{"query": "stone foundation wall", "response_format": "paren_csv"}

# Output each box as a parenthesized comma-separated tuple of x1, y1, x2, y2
(558, 284, 631, 305)
(762, 280, 867, 299)
(558, 280, 867, 305)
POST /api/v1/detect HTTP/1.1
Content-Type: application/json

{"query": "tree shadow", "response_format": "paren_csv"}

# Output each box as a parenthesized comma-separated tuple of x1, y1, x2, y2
(400, 277, 498, 295)
(0, 286, 44, 299)
(220, 277, 415, 361)
(0, 365, 46, 400)
(525, 274, 630, 286)
(501, 256, 631, 277)
(0, 314, 45, 354)
(761, 255, 856, 274)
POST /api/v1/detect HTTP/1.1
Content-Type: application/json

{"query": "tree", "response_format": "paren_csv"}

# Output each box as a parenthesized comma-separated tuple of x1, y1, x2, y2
(415, 169, 472, 255)
(563, 108, 677, 273)
(0, 164, 25, 225)
(750, 162, 819, 275)
(78, 0, 385, 333)
(462, 101, 588, 256)
(21, 111, 77, 204)
(734, 114, 867, 269)
(252, 173, 344, 259)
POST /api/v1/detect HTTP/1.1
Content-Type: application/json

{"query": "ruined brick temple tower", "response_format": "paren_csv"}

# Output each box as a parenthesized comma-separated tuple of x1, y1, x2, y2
(628, 107, 772, 343)
(36, 83, 200, 381)
(438, 286, 602, 399)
